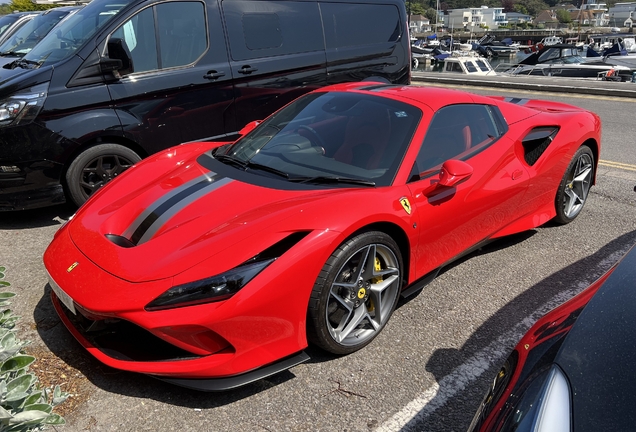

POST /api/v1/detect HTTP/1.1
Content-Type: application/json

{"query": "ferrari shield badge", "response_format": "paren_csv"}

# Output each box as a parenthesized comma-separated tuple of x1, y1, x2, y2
(399, 197, 412, 215)
(66, 262, 79, 273)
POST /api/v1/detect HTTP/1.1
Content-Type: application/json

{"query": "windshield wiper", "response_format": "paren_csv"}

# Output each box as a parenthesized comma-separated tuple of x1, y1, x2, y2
(213, 154, 289, 179)
(289, 176, 376, 187)
(13, 58, 39, 69)
(213, 153, 248, 168)
(0, 51, 17, 57)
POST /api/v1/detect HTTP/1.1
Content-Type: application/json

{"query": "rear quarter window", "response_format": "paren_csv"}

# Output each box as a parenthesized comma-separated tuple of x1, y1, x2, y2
(321, 3, 400, 48)
(223, 1, 324, 60)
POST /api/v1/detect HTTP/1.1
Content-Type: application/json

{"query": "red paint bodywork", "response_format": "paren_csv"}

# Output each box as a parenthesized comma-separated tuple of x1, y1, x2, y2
(43, 83, 602, 381)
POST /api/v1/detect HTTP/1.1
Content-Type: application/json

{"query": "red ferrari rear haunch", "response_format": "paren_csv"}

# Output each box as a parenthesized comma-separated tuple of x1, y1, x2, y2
(44, 83, 601, 390)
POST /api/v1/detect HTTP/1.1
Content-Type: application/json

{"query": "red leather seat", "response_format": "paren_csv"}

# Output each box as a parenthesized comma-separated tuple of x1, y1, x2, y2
(333, 102, 392, 169)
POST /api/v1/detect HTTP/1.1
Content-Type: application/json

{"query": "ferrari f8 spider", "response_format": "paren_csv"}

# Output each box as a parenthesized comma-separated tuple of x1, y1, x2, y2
(43, 82, 601, 390)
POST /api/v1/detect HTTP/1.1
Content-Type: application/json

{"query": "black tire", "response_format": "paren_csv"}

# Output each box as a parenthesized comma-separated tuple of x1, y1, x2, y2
(307, 231, 403, 355)
(554, 145, 594, 224)
(66, 144, 141, 207)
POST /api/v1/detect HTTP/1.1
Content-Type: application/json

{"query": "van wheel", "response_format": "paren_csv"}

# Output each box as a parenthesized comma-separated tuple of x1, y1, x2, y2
(66, 144, 141, 207)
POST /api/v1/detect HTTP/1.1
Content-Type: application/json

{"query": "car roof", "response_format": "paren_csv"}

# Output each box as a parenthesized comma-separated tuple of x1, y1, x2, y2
(319, 82, 490, 112)
(4, 11, 41, 17)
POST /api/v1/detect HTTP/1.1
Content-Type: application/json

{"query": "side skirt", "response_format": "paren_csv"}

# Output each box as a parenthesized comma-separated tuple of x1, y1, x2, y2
(401, 238, 495, 299)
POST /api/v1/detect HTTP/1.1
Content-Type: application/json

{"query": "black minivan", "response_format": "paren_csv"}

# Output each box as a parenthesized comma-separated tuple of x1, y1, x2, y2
(0, 0, 410, 210)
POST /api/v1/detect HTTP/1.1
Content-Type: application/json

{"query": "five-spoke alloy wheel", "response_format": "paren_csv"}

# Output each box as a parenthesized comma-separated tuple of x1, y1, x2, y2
(307, 231, 403, 355)
(555, 145, 594, 224)
(66, 144, 142, 208)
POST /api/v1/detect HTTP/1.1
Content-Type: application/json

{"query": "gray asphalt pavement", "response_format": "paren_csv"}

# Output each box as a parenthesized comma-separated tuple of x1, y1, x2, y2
(0, 79, 635, 432)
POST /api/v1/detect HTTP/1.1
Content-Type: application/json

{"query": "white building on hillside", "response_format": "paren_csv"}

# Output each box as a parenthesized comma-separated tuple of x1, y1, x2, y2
(608, 2, 636, 26)
(579, 0, 610, 26)
(446, 6, 507, 30)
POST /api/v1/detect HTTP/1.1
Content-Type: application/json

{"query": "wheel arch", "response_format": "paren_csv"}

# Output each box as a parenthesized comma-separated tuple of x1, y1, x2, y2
(581, 137, 599, 184)
(61, 135, 148, 186)
(345, 221, 411, 286)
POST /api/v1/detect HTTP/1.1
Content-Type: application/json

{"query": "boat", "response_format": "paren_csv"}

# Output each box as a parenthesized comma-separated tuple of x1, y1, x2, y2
(440, 51, 496, 76)
(502, 43, 631, 79)
(472, 35, 518, 57)
(584, 38, 636, 70)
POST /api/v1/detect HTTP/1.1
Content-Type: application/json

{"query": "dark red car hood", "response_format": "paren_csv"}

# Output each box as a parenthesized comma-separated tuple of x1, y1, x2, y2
(68, 144, 342, 282)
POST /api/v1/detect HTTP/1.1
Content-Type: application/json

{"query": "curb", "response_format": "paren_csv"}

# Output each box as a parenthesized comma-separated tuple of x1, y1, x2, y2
(411, 71, 636, 99)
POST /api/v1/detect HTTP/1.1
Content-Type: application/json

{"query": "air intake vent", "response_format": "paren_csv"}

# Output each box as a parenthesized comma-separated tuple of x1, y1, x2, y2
(522, 127, 559, 166)
(105, 234, 136, 248)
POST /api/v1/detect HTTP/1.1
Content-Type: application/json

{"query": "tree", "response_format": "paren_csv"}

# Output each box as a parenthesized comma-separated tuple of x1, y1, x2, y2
(502, 0, 515, 12)
(556, 8, 572, 23)
(409, 2, 427, 15)
(0, 4, 13, 14)
(9, 0, 56, 11)
(517, 0, 550, 17)
(424, 7, 437, 22)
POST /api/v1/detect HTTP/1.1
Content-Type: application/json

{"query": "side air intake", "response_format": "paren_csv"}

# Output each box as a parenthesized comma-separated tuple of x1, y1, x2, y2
(521, 127, 559, 166)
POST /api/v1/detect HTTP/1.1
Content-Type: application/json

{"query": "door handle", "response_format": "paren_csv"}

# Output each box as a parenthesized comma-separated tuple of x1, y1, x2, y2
(512, 169, 524, 180)
(203, 71, 225, 80)
(238, 65, 258, 74)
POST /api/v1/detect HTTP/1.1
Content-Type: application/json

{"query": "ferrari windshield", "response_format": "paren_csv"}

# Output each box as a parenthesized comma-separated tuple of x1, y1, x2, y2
(22, 0, 133, 67)
(217, 92, 422, 187)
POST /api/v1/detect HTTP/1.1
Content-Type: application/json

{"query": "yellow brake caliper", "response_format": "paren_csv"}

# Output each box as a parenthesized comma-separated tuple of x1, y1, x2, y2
(368, 257, 383, 312)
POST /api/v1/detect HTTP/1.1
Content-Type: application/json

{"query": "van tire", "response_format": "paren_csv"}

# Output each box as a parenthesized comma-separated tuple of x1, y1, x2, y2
(66, 144, 141, 207)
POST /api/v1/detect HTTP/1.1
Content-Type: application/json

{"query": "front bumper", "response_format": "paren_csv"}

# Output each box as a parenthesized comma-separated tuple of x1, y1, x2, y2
(44, 225, 332, 384)
(0, 159, 65, 211)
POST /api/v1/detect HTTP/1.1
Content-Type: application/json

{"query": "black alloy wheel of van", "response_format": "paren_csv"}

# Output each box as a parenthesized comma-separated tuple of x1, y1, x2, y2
(66, 144, 142, 207)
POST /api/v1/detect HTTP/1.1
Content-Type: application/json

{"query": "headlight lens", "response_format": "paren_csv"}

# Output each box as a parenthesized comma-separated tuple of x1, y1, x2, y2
(0, 82, 48, 127)
(502, 365, 571, 432)
(145, 259, 275, 311)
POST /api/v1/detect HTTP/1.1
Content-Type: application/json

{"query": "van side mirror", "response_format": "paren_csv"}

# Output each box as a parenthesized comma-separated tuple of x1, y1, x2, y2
(105, 38, 133, 76)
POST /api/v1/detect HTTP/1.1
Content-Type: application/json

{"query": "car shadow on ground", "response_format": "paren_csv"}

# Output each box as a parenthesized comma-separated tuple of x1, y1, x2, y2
(0, 204, 74, 230)
(396, 230, 537, 311)
(399, 228, 636, 431)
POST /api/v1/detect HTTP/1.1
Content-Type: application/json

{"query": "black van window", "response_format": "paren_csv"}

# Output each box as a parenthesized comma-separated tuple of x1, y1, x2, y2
(242, 13, 282, 50)
(223, 1, 323, 61)
(110, 1, 207, 75)
(157, 2, 207, 67)
(112, 7, 158, 73)
(24, 0, 133, 67)
(321, 3, 400, 48)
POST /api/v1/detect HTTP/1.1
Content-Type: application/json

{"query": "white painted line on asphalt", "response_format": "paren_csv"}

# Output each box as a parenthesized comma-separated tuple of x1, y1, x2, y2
(376, 249, 628, 432)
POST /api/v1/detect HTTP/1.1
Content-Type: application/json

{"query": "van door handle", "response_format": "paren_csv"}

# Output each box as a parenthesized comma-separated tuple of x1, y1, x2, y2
(238, 66, 258, 74)
(203, 71, 225, 80)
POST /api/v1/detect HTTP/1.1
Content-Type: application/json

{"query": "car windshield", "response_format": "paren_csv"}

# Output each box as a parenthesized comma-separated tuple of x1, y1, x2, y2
(0, 9, 76, 57)
(22, 0, 133, 67)
(0, 15, 20, 38)
(217, 91, 422, 187)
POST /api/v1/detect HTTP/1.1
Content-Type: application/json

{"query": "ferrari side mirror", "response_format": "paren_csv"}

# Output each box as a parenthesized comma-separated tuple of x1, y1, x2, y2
(438, 159, 473, 187)
(239, 120, 261, 136)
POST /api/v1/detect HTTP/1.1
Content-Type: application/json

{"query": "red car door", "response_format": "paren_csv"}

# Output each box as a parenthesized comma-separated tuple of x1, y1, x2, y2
(405, 104, 530, 278)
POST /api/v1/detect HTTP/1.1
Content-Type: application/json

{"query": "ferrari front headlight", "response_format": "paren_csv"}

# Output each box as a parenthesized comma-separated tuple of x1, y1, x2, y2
(0, 82, 48, 127)
(145, 259, 274, 311)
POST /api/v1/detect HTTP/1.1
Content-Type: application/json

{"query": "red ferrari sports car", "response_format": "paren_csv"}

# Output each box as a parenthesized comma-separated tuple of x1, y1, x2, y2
(43, 82, 601, 390)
